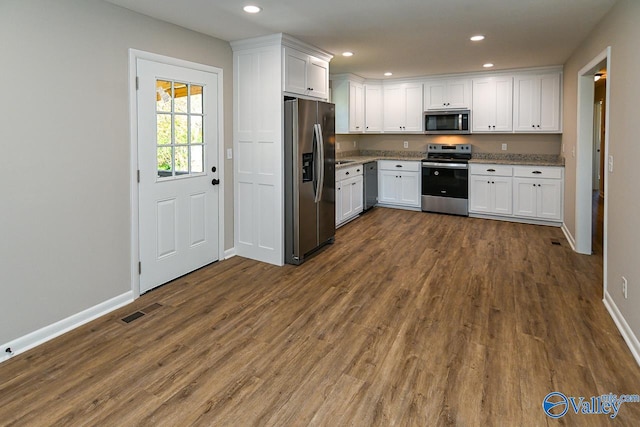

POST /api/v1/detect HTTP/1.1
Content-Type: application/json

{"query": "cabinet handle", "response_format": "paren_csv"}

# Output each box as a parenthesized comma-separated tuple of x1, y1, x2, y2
(307, 87, 314, 91)
(352, 182, 356, 186)
(532, 125, 536, 128)
(396, 165, 403, 168)
(532, 171, 542, 174)
(487, 168, 496, 172)
(346, 171, 350, 175)
(492, 125, 496, 129)
(492, 181, 495, 184)
(356, 169, 361, 172)
(537, 125, 541, 128)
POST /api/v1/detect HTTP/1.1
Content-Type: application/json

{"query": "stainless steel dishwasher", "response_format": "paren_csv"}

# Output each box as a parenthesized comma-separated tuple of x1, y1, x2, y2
(363, 161, 378, 211)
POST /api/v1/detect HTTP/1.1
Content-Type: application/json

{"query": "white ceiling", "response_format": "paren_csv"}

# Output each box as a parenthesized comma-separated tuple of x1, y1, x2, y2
(104, 0, 617, 79)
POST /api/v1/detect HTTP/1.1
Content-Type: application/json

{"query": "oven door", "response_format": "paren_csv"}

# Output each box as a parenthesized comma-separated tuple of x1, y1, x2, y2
(421, 162, 469, 215)
(422, 162, 468, 198)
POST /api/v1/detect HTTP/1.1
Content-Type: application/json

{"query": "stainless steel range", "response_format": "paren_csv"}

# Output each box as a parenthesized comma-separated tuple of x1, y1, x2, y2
(421, 144, 472, 216)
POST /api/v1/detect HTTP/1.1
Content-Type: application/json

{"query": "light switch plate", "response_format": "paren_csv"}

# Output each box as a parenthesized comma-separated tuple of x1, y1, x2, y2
(501, 143, 507, 151)
(227, 148, 233, 159)
(608, 155, 614, 172)
(404, 141, 409, 148)
(337, 142, 341, 150)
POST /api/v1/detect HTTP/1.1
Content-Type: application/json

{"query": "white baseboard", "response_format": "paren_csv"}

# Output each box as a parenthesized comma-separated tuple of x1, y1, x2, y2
(0, 291, 134, 365)
(561, 223, 577, 251)
(224, 247, 237, 259)
(603, 291, 640, 367)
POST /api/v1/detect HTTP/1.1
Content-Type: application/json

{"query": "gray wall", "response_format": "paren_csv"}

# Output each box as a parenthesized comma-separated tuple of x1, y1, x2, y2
(0, 0, 233, 344)
(562, 0, 640, 338)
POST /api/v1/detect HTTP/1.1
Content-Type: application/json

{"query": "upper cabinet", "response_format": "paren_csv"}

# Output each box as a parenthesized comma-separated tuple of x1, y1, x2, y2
(283, 46, 330, 100)
(364, 84, 383, 132)
(424, 78, 471, 110)
(472, 76, 513, 133)
(333, 77, 365, 133)
(383, 83, 423, 132)
(513, 72, 562, 133)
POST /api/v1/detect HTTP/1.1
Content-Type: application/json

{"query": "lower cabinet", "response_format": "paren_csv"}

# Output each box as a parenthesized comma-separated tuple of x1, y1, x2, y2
(377, 160, 421, 209)
(336, 165, 364, 226)
(469, 163, 564, 224)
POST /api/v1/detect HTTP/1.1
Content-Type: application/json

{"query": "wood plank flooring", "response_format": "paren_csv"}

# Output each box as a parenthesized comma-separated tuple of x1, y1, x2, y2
(1, 208, 639, 426)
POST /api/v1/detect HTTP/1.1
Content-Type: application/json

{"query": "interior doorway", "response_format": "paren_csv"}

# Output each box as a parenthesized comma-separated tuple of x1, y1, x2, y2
(592, 66, 607, 256)
(575, 47, 610, 293)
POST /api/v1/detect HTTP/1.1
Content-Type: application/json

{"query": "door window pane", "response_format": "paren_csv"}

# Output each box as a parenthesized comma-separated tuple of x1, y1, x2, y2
(155, 79, 206, 179)
(156, 80, 172, 112)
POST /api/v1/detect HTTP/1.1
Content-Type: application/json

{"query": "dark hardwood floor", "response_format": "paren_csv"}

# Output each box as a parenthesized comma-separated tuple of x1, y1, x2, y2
(1, 208, 639, 426)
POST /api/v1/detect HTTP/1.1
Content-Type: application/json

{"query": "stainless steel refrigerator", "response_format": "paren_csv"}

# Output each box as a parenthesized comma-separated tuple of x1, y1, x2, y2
(284, 98, 336, 265)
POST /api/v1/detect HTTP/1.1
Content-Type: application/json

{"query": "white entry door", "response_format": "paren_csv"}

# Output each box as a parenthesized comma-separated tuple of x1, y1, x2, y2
(137, 58, 220, 293)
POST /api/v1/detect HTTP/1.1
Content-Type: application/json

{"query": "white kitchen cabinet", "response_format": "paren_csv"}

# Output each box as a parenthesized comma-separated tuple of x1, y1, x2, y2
(423, 78, 471, 110)
(469, 164, 513, 215)
(383, 83, 423, 132)
(336, 165, 364, 226)
(472, 76, 513, 132)
(283, 46, 329, 100)
(377, 160, 420, 208)
(513, 166, 563, 221)
(333, 77, 365, 133)
(364, 84, 383, 132)
(513, 73, 562, 133)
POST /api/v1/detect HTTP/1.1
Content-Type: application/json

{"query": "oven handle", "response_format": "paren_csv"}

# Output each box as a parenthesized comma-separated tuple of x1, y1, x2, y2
(422, 162, 468, 169)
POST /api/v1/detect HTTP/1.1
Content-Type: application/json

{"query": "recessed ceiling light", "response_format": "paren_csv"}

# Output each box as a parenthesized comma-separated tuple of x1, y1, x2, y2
(243, 5, 261, 13)
(384, 72, 393, 76)
(470, 35, 485, 41)
(483, 63, 494, 68)
(342, 51, 354, 57)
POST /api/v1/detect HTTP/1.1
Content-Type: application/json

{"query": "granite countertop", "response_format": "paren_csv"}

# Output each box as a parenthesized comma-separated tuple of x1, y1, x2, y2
(336, 151, 565, 168)
(469, 154, 565, 167)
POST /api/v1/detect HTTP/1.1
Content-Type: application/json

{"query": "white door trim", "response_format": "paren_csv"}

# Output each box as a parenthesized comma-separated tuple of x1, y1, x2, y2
(128, 49, 225, 297)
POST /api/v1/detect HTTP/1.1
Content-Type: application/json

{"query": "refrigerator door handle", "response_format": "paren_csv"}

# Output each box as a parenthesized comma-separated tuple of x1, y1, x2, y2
(314, 124, 325, 203)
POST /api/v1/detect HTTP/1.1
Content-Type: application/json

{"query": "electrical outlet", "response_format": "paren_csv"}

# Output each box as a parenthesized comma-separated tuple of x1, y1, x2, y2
(622, 276, 628, 299)
(403, 141, 409, 149)
(337, 142, 341, 150)
(562, 143, 565, 153)
(353, 140, 357, 148)
(501, 143, 507, 151)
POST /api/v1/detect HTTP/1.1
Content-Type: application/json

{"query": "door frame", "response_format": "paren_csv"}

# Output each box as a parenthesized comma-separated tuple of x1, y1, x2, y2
(128, 49, 225, 297)
(575, 46, 610, 287)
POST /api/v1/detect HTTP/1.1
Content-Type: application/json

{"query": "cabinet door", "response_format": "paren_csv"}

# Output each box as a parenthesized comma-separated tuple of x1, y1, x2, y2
(513, 76, 538, 132)
(404, 83, 424, 131)
(365, 84, 383, 132)
(446, 79, 471, 109)
(352, 176, 364, 214)
(383, 85, 404, 132)
(424, 80, 447, 110)
(538, 73, 561, 132)
(349, 82, 364, 132)
(378, 170, 401, 203)
(537, 179, 562, 220)
(513, 178, 537, 217)
(307, 56, 329, 100)
(469, 176, 492, 213)
(492, 176, 513, 215)
(340, 177, 354, 220)
(335, 183, 342, 225)
(399, 172, 420, 206)
(283, 47, 308, 96)
(471, 79, 493, 132)
(494, 77, 513, 132)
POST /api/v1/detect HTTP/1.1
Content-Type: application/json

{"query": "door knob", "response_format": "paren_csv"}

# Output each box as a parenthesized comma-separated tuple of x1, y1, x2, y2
(211, 179, 220, 186)
(211, 166, 217, 172)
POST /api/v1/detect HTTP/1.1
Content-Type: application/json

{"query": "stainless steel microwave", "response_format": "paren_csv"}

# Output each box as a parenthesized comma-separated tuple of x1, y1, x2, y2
(424, 109, 471, 134)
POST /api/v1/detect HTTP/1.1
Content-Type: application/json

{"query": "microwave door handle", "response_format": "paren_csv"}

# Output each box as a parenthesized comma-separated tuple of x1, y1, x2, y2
(458, 114, 463, 131)
(313, 124, 324, 203)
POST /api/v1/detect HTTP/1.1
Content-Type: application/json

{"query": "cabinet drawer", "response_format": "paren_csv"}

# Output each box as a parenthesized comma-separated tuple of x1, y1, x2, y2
(470, 164, 513, 176)
(513, 166, 563, 179)
(378, 160, 420, 172)
(337, 164, 363, 181)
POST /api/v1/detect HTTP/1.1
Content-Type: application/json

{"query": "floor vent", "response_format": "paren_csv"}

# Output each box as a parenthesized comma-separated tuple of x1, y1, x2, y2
(551, 240, 562, 246)
(142, 303, 163, 313)
(121, 311, 145, 324)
